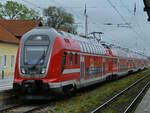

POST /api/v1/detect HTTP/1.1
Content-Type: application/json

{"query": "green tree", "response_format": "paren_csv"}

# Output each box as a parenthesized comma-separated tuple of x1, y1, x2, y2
(0, 3, 3, 19)
(43, 6, 77, 33)
(0, 1, 40, 20)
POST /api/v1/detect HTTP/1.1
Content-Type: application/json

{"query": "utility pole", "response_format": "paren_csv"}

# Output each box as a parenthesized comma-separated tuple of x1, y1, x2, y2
(85, 14, 88, 38)
(84, 4, 88, 37)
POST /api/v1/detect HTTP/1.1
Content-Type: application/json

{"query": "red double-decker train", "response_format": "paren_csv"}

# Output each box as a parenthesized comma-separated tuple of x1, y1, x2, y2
(13, 27, 149, 99)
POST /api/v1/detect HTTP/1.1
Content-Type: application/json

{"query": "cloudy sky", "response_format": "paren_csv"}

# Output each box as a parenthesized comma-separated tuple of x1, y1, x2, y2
(1, 0, 150, 56)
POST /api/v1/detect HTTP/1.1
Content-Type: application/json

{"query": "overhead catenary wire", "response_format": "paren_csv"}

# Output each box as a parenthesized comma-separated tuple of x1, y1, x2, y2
(22, 0, 44, 10)
(21, 0, 85, 31)
(85, 16, 134, 49)
(6, 0, 149, 53)
(106, 0, 128, 25)
(51, 0, 142, 50)
(20, 0, 109, 46)
(119, 0, 149, 42)
(118, 0, 150, 53)
(17, 0, 150, 55)
(84, 3, 142, 50)
(105, 0, 150, 46)
(20, 0, 126, 48)
(90, 21, 136, 49)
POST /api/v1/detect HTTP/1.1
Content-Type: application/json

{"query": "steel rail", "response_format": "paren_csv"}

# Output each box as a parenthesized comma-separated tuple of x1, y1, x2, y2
(0, 104, 23, 112)
(91, 74, 149, 113)
(0, 103, 49, 113)
(124, 81, 150, 113)
(22, 104, 49, 113)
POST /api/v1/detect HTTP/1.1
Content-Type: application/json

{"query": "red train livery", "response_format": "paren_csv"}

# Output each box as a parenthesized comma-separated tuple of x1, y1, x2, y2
(13, 27, 149, 99)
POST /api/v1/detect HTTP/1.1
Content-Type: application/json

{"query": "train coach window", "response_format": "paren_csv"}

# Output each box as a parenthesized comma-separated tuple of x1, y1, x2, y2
(62, 52, 67, 66)
(113, 58, 117, 65)
(75, 53, 78, 64)
(61, 52, 67, 73)
(70, 53, 73, 65)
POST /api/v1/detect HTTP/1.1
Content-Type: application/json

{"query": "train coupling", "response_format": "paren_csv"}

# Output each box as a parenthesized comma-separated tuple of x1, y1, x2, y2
(13, 80, 49, 94)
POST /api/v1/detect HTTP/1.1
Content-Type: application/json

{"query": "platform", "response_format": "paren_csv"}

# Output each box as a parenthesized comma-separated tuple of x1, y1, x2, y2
(0, 75, 13, 91)
(134, 87, 150, 113)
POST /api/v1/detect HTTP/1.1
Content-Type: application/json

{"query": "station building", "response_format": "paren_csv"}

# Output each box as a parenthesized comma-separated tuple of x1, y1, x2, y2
(0, 20, 42, 76)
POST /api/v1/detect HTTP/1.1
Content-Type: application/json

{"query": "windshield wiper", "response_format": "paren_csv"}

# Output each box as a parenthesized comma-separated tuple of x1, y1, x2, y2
(31, 51, 46, 69)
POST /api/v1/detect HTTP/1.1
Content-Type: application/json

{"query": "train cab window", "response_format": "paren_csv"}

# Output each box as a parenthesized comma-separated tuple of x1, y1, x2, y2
(61, 52, 67, 73)
(62, 52, 67, 66)
(75, 53, 78, 64)
(70, 53, 73, 65)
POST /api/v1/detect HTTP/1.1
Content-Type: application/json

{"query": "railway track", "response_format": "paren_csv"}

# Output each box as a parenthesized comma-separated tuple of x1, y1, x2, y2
(91, 73, 150, 113)
(0, 103, 49, 113)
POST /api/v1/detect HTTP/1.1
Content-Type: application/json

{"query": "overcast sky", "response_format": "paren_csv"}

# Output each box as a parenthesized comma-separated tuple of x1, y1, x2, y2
(1, 0, 150, 56)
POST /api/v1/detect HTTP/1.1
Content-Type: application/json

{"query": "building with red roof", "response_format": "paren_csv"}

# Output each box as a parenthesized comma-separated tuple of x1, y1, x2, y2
(0, 19, 42, 76)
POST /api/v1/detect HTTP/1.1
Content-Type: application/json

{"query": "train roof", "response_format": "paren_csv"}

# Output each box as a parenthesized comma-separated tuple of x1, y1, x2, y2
(112, 46, 147, 60)
(26, 27, 148, 60)
(52, 28, 106, 55)
(25, 27, 106, 55)
(111, 47, 129, 58)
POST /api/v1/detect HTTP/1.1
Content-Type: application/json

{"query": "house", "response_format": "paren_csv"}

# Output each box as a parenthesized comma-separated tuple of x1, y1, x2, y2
(0, 20, 42, 39)
(0, 20, 42, 76)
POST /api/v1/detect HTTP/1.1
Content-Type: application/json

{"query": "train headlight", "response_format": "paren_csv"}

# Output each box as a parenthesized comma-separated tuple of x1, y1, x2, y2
(21, 68, 26, 74)
(41, 68, 46, 74)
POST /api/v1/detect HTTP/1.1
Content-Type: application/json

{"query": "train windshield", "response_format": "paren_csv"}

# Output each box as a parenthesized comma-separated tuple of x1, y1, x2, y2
(24, 46, 48, 65)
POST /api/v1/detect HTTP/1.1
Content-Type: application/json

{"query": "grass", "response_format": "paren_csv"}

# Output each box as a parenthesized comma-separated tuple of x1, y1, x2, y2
(45, 68, 150, 113)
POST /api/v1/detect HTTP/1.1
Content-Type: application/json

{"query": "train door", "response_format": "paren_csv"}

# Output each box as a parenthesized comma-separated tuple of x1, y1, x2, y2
(118, 58, 120, 72)
(80, 55, 84, 83)
(106, 58, 109, 73)
(109, 58, 113, 73)
(102, 57, 105, 76)
(113, 58, 118, 72)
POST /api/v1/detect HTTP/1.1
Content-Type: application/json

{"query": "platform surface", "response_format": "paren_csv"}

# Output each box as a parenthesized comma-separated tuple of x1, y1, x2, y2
(0, 75, 13, 91)
(134, 87, 150, 113)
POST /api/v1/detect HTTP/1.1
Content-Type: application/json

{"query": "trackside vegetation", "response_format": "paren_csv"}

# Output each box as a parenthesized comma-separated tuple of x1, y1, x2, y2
(45, 68, 150, 113)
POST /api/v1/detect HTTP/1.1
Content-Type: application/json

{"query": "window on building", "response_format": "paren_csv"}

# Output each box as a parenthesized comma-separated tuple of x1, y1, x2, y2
(4, 55, 7, 67)
(70, 53, 73, 65)
(0, 56, 1, 67)
(11, 55, 15, 72)
(75, 53, 78, 64)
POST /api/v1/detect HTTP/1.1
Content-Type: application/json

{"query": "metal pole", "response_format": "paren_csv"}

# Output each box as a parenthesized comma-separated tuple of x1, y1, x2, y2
(85, 14, 88, 37)
(2, 70, 4, 79)
(84, 3, 88, 38)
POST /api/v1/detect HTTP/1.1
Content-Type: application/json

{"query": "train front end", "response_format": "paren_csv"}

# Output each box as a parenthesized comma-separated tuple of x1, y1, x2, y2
(13, 28, 60, 99)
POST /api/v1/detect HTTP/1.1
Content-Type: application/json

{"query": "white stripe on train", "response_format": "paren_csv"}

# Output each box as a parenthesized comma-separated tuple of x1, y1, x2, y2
(62, 68, 80, 74)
